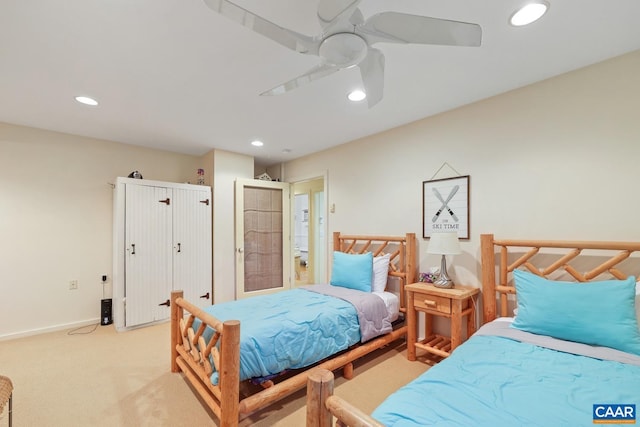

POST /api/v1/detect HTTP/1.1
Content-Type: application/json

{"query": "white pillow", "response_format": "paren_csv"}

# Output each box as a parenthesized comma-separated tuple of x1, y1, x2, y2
(371, 253, 391, 292)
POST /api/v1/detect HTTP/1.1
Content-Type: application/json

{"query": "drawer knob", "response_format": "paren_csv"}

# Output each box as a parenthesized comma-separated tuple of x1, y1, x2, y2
(424, 299, 437, 307)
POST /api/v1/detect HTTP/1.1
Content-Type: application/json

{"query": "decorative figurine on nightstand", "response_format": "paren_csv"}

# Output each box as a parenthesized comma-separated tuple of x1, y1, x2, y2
(427, 232, 461, 288)
(418, 271, 436, 283)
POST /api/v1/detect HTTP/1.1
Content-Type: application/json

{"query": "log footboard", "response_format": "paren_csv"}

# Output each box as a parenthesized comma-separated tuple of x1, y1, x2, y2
(306, 369, 384, 427)
(171, 289, 406, 426)
(171, 290, 240, 426)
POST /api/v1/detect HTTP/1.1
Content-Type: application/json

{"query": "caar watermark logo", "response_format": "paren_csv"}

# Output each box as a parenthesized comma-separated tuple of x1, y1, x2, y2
(593, 404, 636, 424)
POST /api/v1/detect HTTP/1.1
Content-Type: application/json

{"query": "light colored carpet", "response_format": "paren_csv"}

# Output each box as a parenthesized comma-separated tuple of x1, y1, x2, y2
(0, 322, 429, 426)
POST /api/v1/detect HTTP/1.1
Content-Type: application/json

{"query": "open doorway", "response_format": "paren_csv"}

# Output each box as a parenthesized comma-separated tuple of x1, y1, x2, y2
(293, 178, 325, 285)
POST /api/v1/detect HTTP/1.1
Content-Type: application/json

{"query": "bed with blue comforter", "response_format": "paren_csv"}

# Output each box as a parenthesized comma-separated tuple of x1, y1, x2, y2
(372, 318, 640, 426)
(170, 231, 417, 426)
(306, 235, 640, 427)
(201, 284, 396, 384)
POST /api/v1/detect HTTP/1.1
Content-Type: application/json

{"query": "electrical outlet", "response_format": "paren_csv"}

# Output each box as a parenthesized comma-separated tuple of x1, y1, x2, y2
(69, 280, 78, 290)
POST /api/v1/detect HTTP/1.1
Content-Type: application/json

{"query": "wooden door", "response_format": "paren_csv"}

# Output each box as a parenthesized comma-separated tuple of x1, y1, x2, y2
(172, 186, 212, 309)
(235, 179, 290, 299)
(124, 184, 173, 326)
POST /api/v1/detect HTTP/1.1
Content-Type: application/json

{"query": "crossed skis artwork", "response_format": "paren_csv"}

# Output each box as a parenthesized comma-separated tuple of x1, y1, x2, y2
(432, 185, 459, 223)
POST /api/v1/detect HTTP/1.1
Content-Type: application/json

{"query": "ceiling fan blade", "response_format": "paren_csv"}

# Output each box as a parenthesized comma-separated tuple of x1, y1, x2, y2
(203, 0, 318, 54)
(360, 12, 482, 47)
(317, 0, 362, 28)
(260, 63, 340, 96)
(358, 48, 385, 108)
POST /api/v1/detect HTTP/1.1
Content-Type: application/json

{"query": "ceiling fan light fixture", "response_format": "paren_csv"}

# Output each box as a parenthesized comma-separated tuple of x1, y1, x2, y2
(203, 0, 482, 109)
(75, 95, 98, 106)
(348, 89, 366, 102)
(510, 2, 549, 26)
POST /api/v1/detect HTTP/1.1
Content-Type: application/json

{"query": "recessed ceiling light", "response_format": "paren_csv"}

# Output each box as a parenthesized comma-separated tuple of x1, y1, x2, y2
(251, 140, 264, 147)
(510, 2, 549, 26)
(348, 90, 366, 102)
(75, 96, 98, 106)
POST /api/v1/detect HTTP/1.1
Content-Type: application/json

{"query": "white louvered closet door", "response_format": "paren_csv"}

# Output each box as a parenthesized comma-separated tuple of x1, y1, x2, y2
(172, 187, 212, 309)
(124, 184, 173, 326)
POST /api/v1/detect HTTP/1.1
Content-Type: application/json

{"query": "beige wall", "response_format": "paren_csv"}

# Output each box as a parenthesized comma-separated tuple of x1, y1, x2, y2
(205, 149, 254, 303)
(0, 124, 200, 339)
(2, 49, 639, 339)
(283, 50, 640, 288)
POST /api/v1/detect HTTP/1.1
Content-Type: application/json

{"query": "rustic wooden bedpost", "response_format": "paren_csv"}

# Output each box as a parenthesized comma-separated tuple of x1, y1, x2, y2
(306, 369, 334, 427)
(333, 231, 341, 252)
(170, 290, 184, 373)
(480, 234, 496, 323)
(406, 233, 417, 284)
(397, 233, 416, 311)
(219, 320, 241, 427)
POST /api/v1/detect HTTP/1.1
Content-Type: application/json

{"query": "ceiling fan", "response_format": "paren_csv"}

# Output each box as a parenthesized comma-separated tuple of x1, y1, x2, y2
(203, 0, 482, 108)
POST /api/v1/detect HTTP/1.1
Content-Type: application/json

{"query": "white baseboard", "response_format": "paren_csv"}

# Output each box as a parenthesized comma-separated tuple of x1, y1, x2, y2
(115, 317, 169, 333)
(0, 318, 101, 341)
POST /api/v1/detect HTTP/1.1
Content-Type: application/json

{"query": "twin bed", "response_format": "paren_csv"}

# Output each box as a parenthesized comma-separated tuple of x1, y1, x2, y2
(306, 234, 640, 426)
(170, 232, 416, 426)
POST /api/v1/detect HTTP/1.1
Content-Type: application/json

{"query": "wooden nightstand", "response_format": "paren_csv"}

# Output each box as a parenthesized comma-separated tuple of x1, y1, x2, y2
(406, 282, 480, 361)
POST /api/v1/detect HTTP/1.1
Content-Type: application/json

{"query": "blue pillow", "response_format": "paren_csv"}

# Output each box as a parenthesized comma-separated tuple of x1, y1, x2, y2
(511, 270, 640, 356)
(330, 251, 373, 292)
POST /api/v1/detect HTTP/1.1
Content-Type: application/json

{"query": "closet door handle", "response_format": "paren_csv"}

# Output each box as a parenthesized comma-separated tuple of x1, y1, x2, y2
(159, 198, 171, 205)
(200, 199, 210, 206)
(131, 244, 136, 255)
(177, 243, 181, 253)
(159, 299, 170, 307)
(199, 292, 210, 300)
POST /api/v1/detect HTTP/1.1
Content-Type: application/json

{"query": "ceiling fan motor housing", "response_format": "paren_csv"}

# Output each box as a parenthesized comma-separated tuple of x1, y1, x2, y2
(319, 33, 368, 68)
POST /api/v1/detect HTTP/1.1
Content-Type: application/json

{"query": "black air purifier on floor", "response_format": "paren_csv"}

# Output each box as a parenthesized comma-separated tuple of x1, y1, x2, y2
(101, 298, 113, 325)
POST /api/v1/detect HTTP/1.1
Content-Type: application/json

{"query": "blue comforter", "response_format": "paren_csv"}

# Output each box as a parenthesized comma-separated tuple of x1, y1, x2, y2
(201, 288, 361, 383)
(372, 321, 640, 426)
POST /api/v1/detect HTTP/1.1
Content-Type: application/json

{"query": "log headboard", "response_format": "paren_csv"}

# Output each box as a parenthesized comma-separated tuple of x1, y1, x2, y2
(333, 232, 417, 312)
(481, 233, 640, 324)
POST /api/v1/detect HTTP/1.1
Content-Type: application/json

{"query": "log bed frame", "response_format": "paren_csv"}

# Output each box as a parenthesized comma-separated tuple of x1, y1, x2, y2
(170, 232, 416, 426)
(305, 233, 640, 427)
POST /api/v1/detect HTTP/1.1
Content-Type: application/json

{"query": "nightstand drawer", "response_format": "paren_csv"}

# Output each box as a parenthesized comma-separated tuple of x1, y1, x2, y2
(413, 293, 451, 314)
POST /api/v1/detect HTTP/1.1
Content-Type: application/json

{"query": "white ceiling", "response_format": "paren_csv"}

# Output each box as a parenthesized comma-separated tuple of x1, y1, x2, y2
(1, 1, 640, 167)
